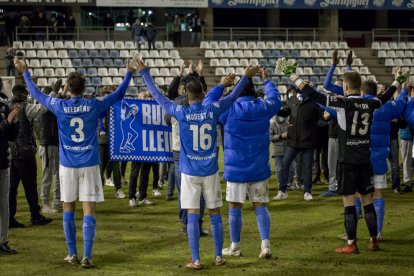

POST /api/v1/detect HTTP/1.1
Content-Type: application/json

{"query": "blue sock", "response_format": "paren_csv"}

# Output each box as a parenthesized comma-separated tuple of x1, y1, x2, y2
(210, 214, 224, 258)
(63, 211, 77, 257)
(82, 216, 96, 259)
(229, 208, 242, 243)
(187, 213, 200, 262)
(255, 207, 270, 241)
(373, 198, 385, 233)
(356, 197, 362, 218)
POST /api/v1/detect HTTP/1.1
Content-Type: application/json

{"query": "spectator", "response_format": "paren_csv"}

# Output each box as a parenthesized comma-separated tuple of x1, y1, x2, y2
(39, 84, 61, 214)
(173, 14, 182, 47)
(19, 14, 30, 40)
(0, 79, 20, 254)
(0, 12, 6, 46)
(8, 84, 52, 228)
(66, 15, 76, 40)
(103, 12, 114, 40)
(32, 11, 48, 40)
(145, 22, 157, 51)
(399, 123, 413, 192)
(131, 19, 145, 51)
(5, 48, 16, 77)
(49, 14, 58, 40)
(190, 14, 203, 47)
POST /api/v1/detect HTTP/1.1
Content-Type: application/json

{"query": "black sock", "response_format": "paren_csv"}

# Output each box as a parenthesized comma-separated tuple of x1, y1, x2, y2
(363, 203, 378, 238)
(344, 206, 358, 241)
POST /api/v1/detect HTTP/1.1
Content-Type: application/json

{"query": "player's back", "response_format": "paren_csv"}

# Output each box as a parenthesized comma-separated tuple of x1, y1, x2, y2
(52, 96, 104, 168)
(176, 102, 220, 177)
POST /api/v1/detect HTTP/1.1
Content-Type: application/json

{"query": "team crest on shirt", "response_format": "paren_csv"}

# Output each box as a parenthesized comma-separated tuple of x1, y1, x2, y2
(96, 97, 105, 101)
(213, 103, 220, 108)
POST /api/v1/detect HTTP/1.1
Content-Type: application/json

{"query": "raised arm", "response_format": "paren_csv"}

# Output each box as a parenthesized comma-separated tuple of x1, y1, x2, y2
(203, 74, 235, 105)
(262, 68, 282, 116)
(139, 66, 177, 116)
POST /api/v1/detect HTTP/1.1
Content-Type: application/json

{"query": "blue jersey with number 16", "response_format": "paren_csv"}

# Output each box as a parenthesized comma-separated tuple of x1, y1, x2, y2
(23, 71, 132, 168)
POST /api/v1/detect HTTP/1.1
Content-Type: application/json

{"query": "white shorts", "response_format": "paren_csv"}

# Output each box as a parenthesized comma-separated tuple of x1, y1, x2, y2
(59, 165, 104, 203)
(373, 174, 387, 189)
(181, 172, 222, 209)
(226, 180, 269, 204)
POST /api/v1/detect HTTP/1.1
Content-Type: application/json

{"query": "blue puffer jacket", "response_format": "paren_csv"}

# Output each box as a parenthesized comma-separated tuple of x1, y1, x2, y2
(399, 127, 412, 141)
(220, 80, 282, 182)
(368, 88, 408, 175)
(404, 97, 414, 128)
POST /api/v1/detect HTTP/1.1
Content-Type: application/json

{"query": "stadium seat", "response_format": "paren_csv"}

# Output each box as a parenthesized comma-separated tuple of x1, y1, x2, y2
(223, 50, 234, 58)
(13, 41, 22, 49)
(115, 41, 125, 49)
(33, 68, 44, 77)
(174, 59, 184, 66)
(128, 86, 139, 95)
(93, 41, 104, 49)
(37, 50, 47, 58)
(75, 41, 84, 49)
(210, 41, 219, 49)
(139, 50, 149, 58)
(228, 41, 238, 49)
(310, 76, 319, 84)
(252, 50, 262, 58)
(85, 86, 96, 94)
(99, 50, 109, 58)
(66, 68, 75, 75)
(146, 59, 155, 67)
(87, 67, 97, 76)
(293, 42, 302, 49)
(234, 67, 244, 75)
(291, 50, 300, 58)
(58, 50, 69, 58)
(215, 67, 225, 75)
(389, 42, 398, 49)
(150, 68, 160, 76)
(149, 50, 160, 58)
(47, 78, 57, 87)
(396, 50, 405, 58)
(101, 77, 112, 85)
(110, 50, 119, 58)
(93, 59, 103, 67)
(61, 59, 72, 68)
(91, 77, 101, 86)
(114, 59, 124, 67)
(55, 68, 66, 77)
(313, 67, 322, 75)
(257, 41, 266, 49)
(119, 68, 127, 76)
(360, 67, 370, 74)
(304, 67, 314, 75)
(165, 59, 175, 66)
(268, 59, 276, 67)
(40, 59, 51, 67)
(119, 50, 129, 58)
(125, 41, 135, 49)
(300, 50, 310, 58)
(37, 78, 48, 86)
(285, 42, 294, 49)
(67, 50, 77, 58)
(239, 59, 249, 66)
(315, 58, 324, 66)
(405, 51, 413, 58)
(200, 41, 209, 49)
(85, 41, 94, 49)
(219, 41, 229, 49)
(170, 68, 179, 76)
(105, 41, 115, 49)
(112, 77, 122, 85)
(319, 50, 328, 57)
(311, 42, 321, 49)
(259, 59, 268, 67)
(43, 41, 54, 49)
(23, 41, 33, 49)
(170, 50, 180, 58)
(233, 50, 243, 58)
(79, 49, 88, 58)
(107, 68, 118, 76)
(265, 42, 275, 49)
(281, 50, 290, 57)
(155, 59, 165, 67)
(89, 50, 99, 58)
(278, 85, 287, 94)
(164, 41, 173, 49)
(371, 42, 380, 50)
(244, 50, 253, 58)
(214, 50, 224, 58)
(353, 58, 363, 66)
(272, 50, 281, 58)
(386, 50, 396, 58)
(384, 59, 394, 66)
(44, 68, 54, 77)
(407, 42, 414, 49)
(394, 59, 403, 66)
(247, 42, 256, 49)
(250, 59, 259, 66)
(309, 50, 317, 57)
(164, 77, 173, 85)
(330, 42, 339, 49)
(338, 42, 348, 49)
(238, 42, 247, 49)
(160, 50, 170, 58)
(377, 50, 386, 58)
(321, 42, 330, 49)
(154, 77, 165, 85)
(252, 76, 261, 84)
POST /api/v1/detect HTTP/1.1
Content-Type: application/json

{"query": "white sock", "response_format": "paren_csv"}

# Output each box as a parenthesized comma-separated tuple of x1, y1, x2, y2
(231, 242, 240, 250)
(347, 239, 355, 245)
(261, 239, 270, 249)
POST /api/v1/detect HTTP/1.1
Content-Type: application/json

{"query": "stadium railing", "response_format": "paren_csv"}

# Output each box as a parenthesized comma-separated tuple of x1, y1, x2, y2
(372, 28, 414, 42)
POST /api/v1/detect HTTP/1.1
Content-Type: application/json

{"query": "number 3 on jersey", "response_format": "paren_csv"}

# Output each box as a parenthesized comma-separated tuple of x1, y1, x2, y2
(190, 124, 212, 151)
(351, 111, 370, 136)
(70, 117, 85, 143)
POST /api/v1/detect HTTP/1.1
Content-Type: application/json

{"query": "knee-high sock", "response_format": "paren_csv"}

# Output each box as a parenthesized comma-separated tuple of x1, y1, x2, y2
(363, 204, 378, 238)
(373, 198, 384, 234)
(229, 208, 242, 244)
(355, 197, 362, 218)
(344, 206, 357, 243)
(83, 216, 96, 259)
(255, 207, 270, 243)
(187, 213, 200, 262)
(210, 214, 224, 257)
(63, 211, 77, 257)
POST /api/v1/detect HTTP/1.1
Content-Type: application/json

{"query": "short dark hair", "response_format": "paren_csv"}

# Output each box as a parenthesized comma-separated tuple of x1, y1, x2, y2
(343, 71, 361, 90)
(361, 80, 377, 96)
(186, 80, 203, 102)
(239, 78, 256, 97)
(67, 72, 85, 96)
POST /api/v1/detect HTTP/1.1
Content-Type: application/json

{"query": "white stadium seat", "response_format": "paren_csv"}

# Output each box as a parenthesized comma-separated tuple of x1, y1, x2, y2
(85, 41, 95, 49)
(40, 59, 50, 67)
(238, 41, 247, 49)
(219, 59, 229, 66)
(37, 78, 48, 86)
(44, 41, 54, 49)
(115, 41, 125, 49)
(13, 41, 22, 49)
(164, 41, 174, 49)
(224, 50, 234, 58)
(200, 41, 209, 49)
(219, 41, 229, 49)
(62, 59, 73, 67)
(51, 60, 61, 67)
(33, 68, 44, 77)
(210, 41, 219, 49)
(265, 42, 275, 49)
(215, 67, 225, 75)
(64, 41, 74, 49)
(58, 50, 69, 58)
(228, 41, 238, 49)
(124, 41, 135, 49)
(384, 59, 394, 66)
(247, 42, 256, 49)
(75, 41, 85, 49)
(23, 41, 33, 49)
(215, 50, 224, 58)
(48, 50, 58, 58)
(371, 42, 380, 50)
(160, 68, 170, 76)
(105, 41, 115, 49)
(37, 50, 47, 58)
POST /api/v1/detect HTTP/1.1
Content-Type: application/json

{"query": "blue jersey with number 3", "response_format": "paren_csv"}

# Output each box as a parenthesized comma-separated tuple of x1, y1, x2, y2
(23, 71, 132, 168)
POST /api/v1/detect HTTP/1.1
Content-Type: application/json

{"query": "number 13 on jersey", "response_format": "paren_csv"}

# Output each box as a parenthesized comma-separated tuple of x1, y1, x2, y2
(190, 123, 213, 151)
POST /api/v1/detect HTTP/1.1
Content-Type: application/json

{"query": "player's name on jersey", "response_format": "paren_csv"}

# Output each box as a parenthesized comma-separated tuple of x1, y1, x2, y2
(185, 112, 213, 121)
(63, 106, 91, 113)
(353, 103, 369, 109)
(142, 130, 171, 152)
(142, 104, 168, 126)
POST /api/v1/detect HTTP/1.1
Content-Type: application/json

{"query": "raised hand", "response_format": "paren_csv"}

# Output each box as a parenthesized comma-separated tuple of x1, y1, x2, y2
(220, 74, 236, 87)
(393, 66, 410, 84)
(126, 58, 138, 72)
(179, 62, 185, 76)
(276, 58, 297, 77)
(7, 106, 20, 124)
(346, 51, 353, 67)
(52, 79, 62, 93)
(14, 58, 28, 73)
(135, 58, 147, 72)
(261, 67, 269, 80)
(332, 49, 339, 65)
(196, 59, 203, 75)
(244, 65, 261, 78)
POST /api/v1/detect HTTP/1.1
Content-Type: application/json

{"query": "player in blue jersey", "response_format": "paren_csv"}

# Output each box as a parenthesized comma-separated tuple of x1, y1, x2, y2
(218, 68, 282, 259)
(136, 57, 260, 269)
(15, 58, 136, 268)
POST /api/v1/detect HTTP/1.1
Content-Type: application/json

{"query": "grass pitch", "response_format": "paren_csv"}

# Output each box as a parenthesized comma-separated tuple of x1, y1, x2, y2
(1, 154, 414, 276)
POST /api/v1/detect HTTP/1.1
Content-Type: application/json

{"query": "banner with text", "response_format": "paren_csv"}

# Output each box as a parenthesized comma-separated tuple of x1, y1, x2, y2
(209, 0, 414, 10)
(0, 0, 94, 5)
(109, 98, 173, 163)
(97, 0, 208, 7)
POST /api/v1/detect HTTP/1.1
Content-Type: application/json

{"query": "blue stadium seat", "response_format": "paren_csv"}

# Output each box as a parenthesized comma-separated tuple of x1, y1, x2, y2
(296, 59, 306, 67)
(291, 50, 300, 58)
(72, 59, 82, 67)
(103, 59, 114, 67)
(110, 50, 119, 58)
(134, 77, 143, 85)
(322, 67, 329, 75)
(100, 50, 109, 58)
(89, 50, 99, 58)
(310, 76, 319, 84)
(91, 77, 102, 86)
(79, 50, 89, 58)
(306, 59, 316, 66)
(85, 87, 95, 94)
(262, 50, 272, 58)
(271, 76, 280, 84)
(268, 59, 276, 67)
(271, 50, 281, 58)
(83, 59, 93, 67)
(320, 76, 326, 84)
(76, 68, 87, 75)
(313, 67, 322, 75)
(87, 68, 97, 76)
(265, 68, 274, 76)
(281, 50, 290, 57)
(281, 76, 290, 84)
(68, 50, 78, 58)
(93, 59, 103, 67)
(114, 59, 124, 67)
(128, 86, 139, 95)
(259, 59, 268, 67)
(84, 77, 91, 85)
(252, 76, 261, 84)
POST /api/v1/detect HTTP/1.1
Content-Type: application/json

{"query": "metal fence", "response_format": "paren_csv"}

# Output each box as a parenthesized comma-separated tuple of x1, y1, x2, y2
(372, 28, 414, 42)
